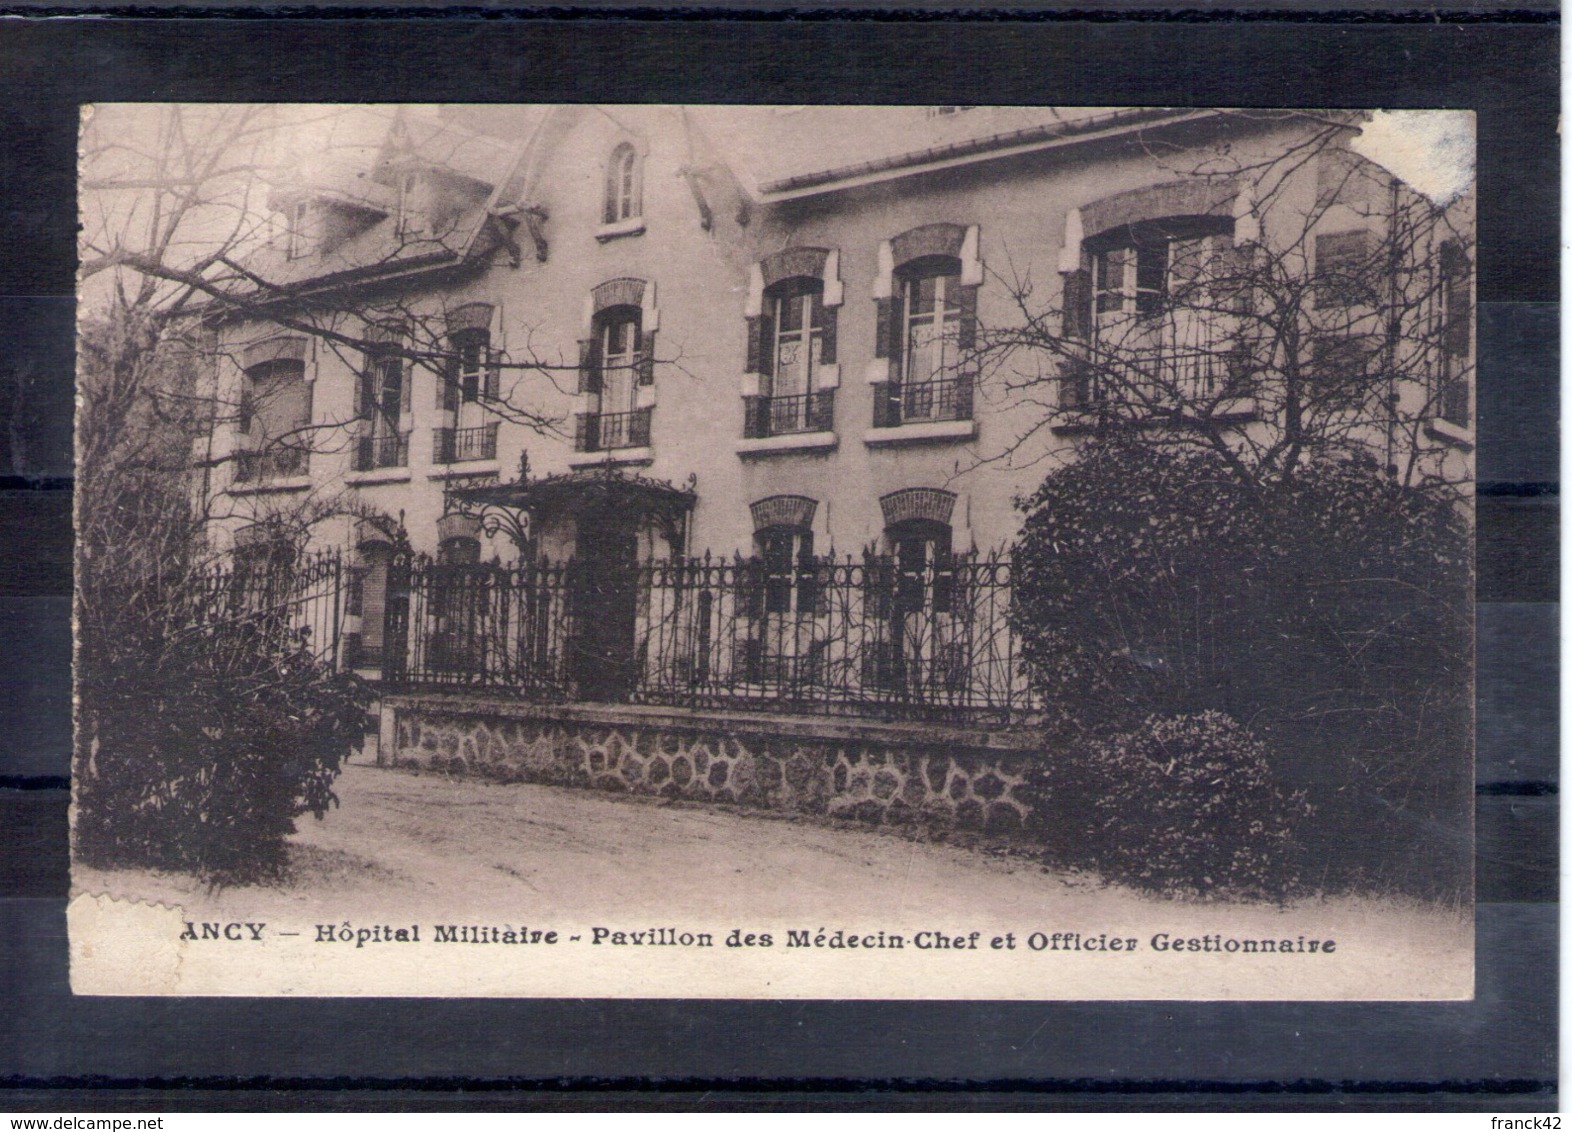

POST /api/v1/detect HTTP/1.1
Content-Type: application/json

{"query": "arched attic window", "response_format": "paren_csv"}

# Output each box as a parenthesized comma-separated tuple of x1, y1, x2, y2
(604, 142, 642, 227)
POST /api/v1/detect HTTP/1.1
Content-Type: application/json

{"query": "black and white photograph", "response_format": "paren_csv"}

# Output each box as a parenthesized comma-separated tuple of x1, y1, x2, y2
(70, 103, 1476, 999)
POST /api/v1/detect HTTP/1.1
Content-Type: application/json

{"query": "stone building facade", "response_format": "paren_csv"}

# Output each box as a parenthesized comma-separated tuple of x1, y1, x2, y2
(201, 105, 1474, 825)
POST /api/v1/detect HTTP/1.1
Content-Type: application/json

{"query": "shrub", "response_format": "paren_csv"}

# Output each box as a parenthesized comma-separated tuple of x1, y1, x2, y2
(1034, 712, 1310, 900)
(1012, 441, 1472, 897)
(75, 600, 372, 884)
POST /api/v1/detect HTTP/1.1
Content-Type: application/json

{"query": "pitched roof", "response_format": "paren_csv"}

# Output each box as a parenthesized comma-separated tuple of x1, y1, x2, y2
(245, 106, 531, 295)
(685, 106, 1202, 201)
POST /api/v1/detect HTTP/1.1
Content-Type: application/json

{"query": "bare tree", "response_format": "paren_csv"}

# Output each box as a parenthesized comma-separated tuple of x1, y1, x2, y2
(972, 111, 1474, 501)
(77, 102, 642, 543)
(981, 114, 1475, 897)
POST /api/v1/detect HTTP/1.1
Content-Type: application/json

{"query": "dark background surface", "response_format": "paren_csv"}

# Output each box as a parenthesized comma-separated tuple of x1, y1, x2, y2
(0, 13, 1557, 1110)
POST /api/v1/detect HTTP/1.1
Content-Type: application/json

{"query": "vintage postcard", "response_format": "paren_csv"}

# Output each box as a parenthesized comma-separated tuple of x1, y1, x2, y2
(72, 104, 1475, 998)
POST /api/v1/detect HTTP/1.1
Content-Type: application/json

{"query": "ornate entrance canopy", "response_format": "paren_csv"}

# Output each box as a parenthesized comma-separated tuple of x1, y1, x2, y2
(447, 465, 697, 553)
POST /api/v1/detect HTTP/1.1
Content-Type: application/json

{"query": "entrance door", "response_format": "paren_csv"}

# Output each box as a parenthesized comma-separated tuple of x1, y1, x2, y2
(570, 520, 640, 702)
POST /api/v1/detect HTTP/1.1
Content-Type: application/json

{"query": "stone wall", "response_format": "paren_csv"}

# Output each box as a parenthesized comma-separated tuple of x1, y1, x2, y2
(380, 695, 1041, 832)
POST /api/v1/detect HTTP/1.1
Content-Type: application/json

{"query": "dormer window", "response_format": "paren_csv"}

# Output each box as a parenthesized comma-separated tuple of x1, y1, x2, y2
(395, 170, 425, 240)
(603, 143, 642, 227)
(283, 200, 316, 260)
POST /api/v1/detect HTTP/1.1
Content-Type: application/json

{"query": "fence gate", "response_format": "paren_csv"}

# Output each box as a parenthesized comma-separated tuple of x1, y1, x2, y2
(568, 521, 640, 702)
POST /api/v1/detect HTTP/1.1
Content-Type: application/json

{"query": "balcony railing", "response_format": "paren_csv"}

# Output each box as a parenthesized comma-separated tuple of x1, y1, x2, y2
(233, 446, 307, 483)
(743, 390, 835, 439)
(872, 376, 974, 429)
(575, 407, 652, 453)
(355, 432, 410, 472)
(1060, 347, 1255, 410)
(433, 423, 499, 465)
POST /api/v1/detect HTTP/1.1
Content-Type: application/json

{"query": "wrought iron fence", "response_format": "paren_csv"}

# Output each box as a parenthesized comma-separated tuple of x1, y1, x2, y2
(574, 407, 652, 452)
(186, 549, 345, 667)
(402, 558, 575, 697)
(433, 422, 499, 464)
(394, 548, 1039, 722)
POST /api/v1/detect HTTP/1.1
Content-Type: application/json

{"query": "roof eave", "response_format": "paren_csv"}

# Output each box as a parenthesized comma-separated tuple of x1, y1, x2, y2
(753, 108, 1216, 204)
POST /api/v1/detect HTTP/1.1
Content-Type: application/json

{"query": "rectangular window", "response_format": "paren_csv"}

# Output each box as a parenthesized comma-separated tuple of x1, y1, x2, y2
(1094, 242, 1167, 319)
(458, 340, 484, 403)
(772, 288, 824, 399)
(356, 347, 409, 471)
(1315, 230, 1376, 307)
(757, 528, 816, 615)
(395, 172, 424, 239)
(376, 356, 403, 430)
(284, 201, 314, 260)
(237, 360, 310, 480)
(902, 270, 961, 388)
(600, 313, 640, 416)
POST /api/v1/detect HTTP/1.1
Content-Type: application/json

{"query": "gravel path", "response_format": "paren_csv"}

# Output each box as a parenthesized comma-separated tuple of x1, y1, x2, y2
(73, 763, 1472, 999)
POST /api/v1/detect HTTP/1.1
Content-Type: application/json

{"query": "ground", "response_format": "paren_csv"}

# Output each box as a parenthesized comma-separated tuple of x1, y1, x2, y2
(72, 762, 1472, 999)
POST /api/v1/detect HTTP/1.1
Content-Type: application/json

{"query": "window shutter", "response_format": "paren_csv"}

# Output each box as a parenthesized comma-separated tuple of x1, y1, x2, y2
(956, 284, 979, 352)
(1219, 238, 1255, 315)
(302, 378, 315, 433)
(577, 337, 602, 395)
(1061, 269, 1092, 339)
(485, 348, 501, 399)
(757, 309, 775, 379)
(638, 331, 656, 386)
(873, 381, 901, 428)
(238, 388, 253, 434)
(874, 297, 895, 358)
(1315, 230, 1375, 307)
(1442, 243, 1471, 357)
(745, 316, 763, 374)
(742, 395, 766, 440)
(357, 368, 375, 420)
(819, 305, 838, 365)
(862, 552, 894, 622)
(741, 556, 766, 621)
(886, 297, 903, 383)
(398, 361, 411, 416)
(811, 558, 831, 617)
(795, 532, 820, 615)
(438, 354, 458, 411)
(932, 545, 955, 614)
